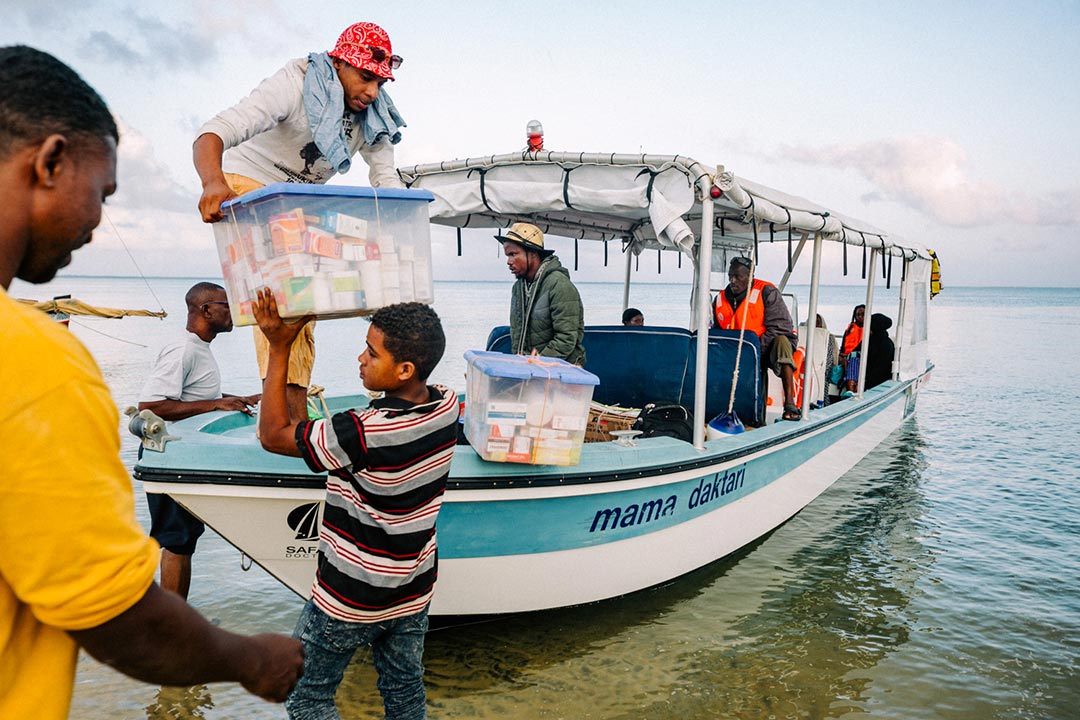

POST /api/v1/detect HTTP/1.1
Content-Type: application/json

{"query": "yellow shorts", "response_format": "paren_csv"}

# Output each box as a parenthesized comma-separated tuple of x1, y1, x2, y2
(223, 172, 266, 197)
(225, 174, 317, 387)
(254, 322, 316, 386)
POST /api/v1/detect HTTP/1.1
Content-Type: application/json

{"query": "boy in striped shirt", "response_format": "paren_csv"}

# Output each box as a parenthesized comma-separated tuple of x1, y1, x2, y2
(253, 290, 459, 720)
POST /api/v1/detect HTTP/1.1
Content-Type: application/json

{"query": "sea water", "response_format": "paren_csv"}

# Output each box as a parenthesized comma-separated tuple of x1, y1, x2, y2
(10, 277, 1079, 719)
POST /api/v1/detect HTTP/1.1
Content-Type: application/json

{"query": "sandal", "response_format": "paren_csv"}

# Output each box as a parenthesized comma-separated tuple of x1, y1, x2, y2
(782, 405, 802, 421)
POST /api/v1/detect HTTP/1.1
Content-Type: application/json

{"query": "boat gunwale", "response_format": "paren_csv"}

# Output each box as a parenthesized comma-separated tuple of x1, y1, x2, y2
(135, 374, 921, 491)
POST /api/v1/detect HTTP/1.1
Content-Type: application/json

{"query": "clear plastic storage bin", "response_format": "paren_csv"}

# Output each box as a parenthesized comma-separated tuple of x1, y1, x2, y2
(463, 350, 600, 466)
(213, 184, 435, 325)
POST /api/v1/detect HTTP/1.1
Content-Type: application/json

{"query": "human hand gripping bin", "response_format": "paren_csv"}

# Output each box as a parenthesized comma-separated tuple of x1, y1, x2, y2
(212, 184, 436, 325)
(463, 350, 600, 466)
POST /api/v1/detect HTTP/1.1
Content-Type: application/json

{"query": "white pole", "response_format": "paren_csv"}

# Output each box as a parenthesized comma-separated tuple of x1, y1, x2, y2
(777, 231, 809, 293)
(894, 253, 909, 382)
(692, 189, 716, 450)
(800, 233, 823, 420)
(622, 241, 633, 312)
(856, 249, 878, 397)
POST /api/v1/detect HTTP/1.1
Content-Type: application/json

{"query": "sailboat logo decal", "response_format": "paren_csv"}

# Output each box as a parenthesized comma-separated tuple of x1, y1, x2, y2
(287, 503, 321, 541)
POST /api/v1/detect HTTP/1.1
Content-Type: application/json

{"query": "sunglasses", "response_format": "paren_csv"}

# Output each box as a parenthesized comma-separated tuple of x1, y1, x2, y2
(345, 42, 404, 70)
(201, 301, 230, 310)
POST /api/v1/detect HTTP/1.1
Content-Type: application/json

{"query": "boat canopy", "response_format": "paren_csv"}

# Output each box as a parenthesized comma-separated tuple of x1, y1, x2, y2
(16, 297, 167, 319)
(398, 151, 930, 262)
(401, 150, 933, 448)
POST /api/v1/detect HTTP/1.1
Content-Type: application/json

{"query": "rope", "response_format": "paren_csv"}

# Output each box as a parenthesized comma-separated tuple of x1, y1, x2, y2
(102, 209, 167, 314)
(372, 186, 384, 243)
(307, 385, 332, 419)
(721, 236, 756, 416)
(469, 350, 579, 453)
(68, 318, 150, 347)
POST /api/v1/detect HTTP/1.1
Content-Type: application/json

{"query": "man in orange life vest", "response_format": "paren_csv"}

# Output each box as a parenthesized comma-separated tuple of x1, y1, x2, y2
(713, 256, 801, 421)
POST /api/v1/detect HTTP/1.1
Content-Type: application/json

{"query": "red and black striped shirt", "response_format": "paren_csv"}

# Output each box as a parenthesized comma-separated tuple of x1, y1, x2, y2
(294, 384, 459, 622)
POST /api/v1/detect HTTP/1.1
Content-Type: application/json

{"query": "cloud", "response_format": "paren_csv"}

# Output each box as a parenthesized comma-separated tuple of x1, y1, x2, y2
(82, 30, 143, 66)
(10, 0, 101, 28)
(776, 136, 1080, 228)
(78, 10, 218, 70)
(87, 117, 210, 276)
(114, 118, 196, 214)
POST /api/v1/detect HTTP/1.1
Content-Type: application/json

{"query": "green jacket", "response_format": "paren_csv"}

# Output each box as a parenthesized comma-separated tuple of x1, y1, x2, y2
(509, 255, 586, 365)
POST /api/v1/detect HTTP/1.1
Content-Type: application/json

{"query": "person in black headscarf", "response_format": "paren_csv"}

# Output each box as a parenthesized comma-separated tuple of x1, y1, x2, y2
(864, 313, 895, 389)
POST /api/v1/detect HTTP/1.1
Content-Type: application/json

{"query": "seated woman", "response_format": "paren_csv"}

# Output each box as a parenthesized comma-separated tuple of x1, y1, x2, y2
(839, 304, 865, 396)
(816, 314, 841, 405)
(622, 307, 644, 326)
(864, 313, 895, 389)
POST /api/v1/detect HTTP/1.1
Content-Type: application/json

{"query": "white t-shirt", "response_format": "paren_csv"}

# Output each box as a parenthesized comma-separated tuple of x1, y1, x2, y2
(139, 332, 222, 403)
(197, 57, 402, 188)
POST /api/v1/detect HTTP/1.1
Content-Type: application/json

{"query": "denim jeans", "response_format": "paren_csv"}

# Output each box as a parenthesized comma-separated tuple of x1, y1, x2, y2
(285, 599, 429, 720)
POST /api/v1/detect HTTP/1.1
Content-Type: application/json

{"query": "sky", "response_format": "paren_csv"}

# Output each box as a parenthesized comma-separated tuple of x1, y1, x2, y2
(5, 0, 1079, 287)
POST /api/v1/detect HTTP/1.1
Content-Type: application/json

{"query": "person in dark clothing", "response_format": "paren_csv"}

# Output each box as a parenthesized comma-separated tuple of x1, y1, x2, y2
(864, 313, 895, 389)
(498, 222, 586, 364)
(713, 256, 800, 420)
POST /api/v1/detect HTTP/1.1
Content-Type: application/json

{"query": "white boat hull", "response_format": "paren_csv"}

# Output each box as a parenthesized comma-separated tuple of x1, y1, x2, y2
(143, 377, 920, 617)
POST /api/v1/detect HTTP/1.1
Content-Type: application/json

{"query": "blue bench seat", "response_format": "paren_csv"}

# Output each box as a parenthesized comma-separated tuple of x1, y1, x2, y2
(484, 325, 765, 426)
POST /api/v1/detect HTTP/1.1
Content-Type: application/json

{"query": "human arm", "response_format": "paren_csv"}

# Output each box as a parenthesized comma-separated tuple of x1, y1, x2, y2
(0, 340, 301, 703)
(139, 338, 250, 419)
(760, 285, 797, 351)
(252, 288, 312, 456)
(226, 391, 262, 405)
(360, 137, 405, 188)
(194, 61, 304, 220)
(537, 274, 584, 360)
(193, 132, 235, 223)
(70, 583, 303, 702)
(138, 395, 256, 420)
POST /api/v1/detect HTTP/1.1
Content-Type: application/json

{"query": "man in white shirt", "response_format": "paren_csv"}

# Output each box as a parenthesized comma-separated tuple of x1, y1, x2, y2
(138, 282, 260, 598)
(192, 21, 407, 423)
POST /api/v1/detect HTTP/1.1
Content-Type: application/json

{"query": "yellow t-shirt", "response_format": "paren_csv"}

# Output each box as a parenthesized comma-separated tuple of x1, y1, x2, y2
(0, 289, 159, 720)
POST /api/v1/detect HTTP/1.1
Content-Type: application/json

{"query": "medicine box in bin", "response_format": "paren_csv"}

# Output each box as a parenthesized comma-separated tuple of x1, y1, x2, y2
(213, 183, 436, 325)
(463, 350, 600, 466)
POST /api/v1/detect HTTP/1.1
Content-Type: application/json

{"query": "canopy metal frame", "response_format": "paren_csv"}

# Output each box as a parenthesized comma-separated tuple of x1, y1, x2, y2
(399, 151, 928, 450)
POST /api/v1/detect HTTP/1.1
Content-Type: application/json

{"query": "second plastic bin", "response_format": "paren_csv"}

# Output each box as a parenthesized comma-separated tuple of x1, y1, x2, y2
(463, 350, 599, 466)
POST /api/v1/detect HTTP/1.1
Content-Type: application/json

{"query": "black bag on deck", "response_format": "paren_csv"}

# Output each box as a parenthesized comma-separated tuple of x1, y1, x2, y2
(631, 403, 694, 443)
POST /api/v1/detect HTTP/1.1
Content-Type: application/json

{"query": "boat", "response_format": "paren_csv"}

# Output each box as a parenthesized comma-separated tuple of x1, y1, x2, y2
(134, 149, 934, 619)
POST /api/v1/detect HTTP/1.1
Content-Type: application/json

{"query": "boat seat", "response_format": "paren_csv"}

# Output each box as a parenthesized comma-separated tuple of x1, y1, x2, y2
(682, 329, 765, 427)
(484, 326, 765, 425)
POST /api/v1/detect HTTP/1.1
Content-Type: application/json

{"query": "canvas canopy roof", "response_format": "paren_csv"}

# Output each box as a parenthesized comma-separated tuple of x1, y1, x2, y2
(17, 297, 167, 319)
(399, 151, 928, 262)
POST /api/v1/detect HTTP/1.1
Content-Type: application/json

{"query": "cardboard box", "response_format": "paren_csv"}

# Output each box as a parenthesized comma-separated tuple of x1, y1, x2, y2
(463, 350, 599, 466)
(213, 184, 435, 325)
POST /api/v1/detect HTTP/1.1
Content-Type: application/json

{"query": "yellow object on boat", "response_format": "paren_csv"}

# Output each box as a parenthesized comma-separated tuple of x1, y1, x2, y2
(928, 249, 942, 298)
(16, 297, 167, 319)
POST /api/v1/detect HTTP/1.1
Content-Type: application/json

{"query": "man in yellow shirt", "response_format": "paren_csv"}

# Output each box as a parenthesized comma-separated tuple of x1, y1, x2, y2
(0, 45, 304, 719)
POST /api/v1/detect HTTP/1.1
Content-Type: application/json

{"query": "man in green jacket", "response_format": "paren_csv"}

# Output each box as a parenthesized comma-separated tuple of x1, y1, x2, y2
(498, 223, 586, 365)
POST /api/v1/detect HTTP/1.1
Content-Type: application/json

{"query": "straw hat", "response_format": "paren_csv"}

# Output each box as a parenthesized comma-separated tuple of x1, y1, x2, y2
(495, 223, 554, 257)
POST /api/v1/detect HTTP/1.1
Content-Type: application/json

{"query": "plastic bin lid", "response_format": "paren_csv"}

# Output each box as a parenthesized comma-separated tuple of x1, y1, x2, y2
(222, 182, 435, 210)
(464, 350, 599, 385)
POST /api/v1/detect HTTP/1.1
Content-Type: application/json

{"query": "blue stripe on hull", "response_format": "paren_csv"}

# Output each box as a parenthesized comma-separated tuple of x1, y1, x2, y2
(438, 390, 898, 559)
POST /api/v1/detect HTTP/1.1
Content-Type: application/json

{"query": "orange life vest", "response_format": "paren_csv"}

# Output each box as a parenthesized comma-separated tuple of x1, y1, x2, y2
(841, 323, 863, 355)
(713, 279, 772, 336)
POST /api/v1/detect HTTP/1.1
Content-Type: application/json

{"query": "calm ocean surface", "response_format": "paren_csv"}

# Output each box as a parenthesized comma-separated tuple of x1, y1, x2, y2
(11, 276, 1079, 719)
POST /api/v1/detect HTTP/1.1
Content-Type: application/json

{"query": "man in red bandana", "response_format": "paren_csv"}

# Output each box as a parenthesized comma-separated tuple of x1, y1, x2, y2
(192, 21, 407, 424)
